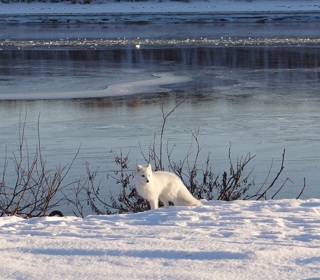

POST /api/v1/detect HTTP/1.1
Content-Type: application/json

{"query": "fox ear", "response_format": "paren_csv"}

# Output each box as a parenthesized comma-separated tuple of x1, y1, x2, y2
(147, 164, 151, 169)
(137, 165, 142, 172)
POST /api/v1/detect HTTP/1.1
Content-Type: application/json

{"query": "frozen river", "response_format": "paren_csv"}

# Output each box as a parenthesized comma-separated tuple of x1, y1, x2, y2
(0, 22, 319, 214)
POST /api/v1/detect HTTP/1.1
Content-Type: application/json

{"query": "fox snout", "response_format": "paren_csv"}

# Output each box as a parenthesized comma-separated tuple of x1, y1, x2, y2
(140, 174, 150, 183)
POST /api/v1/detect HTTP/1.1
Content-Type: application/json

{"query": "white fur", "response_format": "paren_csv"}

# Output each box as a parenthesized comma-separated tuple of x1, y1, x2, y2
(135, 164, 202, 210)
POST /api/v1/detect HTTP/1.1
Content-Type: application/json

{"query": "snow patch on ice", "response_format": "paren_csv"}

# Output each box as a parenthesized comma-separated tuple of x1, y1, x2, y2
(0, 72, 191, 100)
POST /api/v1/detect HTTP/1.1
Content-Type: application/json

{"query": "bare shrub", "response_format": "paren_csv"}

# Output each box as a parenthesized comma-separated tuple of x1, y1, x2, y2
(69, 99, 305, 216)
(2, 103, 305, 217)
(0, 115, 77, 218)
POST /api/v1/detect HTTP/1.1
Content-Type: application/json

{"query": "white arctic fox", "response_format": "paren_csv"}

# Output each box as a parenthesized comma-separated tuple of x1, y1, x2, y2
(135, 164, 202, 210)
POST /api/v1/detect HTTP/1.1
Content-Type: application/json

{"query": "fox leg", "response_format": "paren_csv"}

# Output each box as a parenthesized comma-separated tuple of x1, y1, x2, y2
(149, 199, 158, 210)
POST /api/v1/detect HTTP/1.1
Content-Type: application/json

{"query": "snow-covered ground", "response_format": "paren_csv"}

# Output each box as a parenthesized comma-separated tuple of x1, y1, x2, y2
(1, 0, 320, 14)
(1, 0, 320, 24)
(1, 199, 320, 279)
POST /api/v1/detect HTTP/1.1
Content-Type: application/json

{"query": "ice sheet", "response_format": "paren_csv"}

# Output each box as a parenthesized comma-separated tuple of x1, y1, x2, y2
(0, 73, 191, 100)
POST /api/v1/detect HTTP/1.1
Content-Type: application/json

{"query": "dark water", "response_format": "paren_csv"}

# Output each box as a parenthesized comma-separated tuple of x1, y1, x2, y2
(1, 46, 319, 99)
(0, 22, 320, 215)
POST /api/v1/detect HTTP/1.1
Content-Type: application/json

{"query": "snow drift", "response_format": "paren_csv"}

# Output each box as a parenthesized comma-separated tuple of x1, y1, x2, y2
(1, 199, 320, 279)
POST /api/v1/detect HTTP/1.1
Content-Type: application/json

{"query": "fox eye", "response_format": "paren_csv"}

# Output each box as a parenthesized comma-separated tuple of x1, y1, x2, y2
(141, 175, 145, 177)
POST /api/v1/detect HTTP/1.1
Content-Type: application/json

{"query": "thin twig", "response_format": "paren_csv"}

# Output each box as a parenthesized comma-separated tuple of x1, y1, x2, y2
(257, 149, 286, 200)
(296, 178, 307, 199)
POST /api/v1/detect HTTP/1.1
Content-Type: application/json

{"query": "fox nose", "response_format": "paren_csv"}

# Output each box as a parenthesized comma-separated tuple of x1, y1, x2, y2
(146, 179, 150, 183)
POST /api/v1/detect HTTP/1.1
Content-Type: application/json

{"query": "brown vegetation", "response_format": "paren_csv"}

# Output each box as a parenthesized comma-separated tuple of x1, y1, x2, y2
(0, 105, 306, 218)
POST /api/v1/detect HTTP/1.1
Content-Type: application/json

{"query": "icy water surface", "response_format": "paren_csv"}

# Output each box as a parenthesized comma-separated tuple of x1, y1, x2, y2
(0, 22, 320, 212)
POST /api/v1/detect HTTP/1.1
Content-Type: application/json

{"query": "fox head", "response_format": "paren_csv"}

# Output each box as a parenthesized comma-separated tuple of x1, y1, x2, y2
(136, 164, 152, 184)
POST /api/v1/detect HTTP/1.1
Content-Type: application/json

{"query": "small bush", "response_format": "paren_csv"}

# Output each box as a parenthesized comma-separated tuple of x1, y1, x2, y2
(0, 104, 306, 217)
(69, 100, 305, 216)
(0, 115, 77, 218)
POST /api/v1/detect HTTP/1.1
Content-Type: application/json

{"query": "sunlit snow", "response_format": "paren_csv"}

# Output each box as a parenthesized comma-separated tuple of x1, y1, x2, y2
(1, 200, 320, 279)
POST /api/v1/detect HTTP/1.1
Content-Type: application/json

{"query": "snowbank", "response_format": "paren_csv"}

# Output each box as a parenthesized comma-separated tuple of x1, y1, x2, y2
(1, 0, 320, 23)
(1, 0, 320, 14)
(1, 199, 320, 279)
